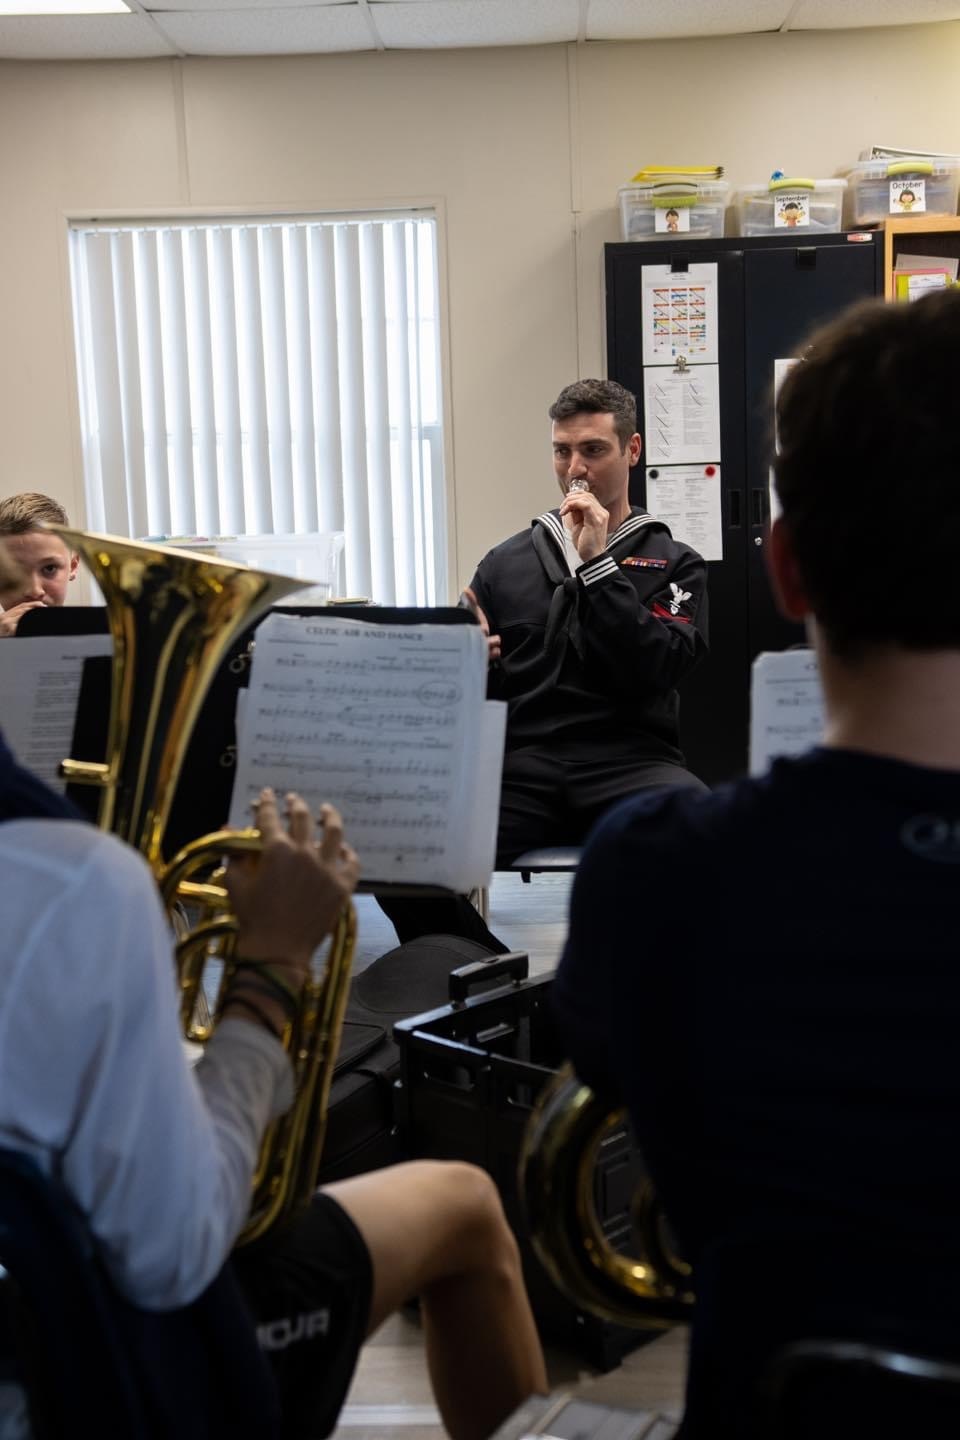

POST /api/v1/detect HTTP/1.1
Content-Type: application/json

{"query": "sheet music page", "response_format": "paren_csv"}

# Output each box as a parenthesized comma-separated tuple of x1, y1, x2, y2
(0, 635, 113, 791)
(229, 614, 498, 888)
(461, 700, 507, 885)
(749, 648, 825, 776)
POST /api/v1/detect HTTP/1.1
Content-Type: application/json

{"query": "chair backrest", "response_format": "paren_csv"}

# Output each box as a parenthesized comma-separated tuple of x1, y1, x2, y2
(0, 1146, 148, 1435)
(761, 1338, 960, 1440)
(0, 1147, 281, 1439)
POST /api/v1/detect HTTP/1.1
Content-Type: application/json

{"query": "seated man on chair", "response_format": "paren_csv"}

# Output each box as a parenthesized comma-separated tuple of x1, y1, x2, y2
(554, 291, 960, 1437)
(382, 378, 708, 952)
(0, 541, 546, 1440)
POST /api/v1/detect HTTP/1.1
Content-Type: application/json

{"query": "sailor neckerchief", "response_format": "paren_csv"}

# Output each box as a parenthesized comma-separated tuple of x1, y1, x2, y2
(530, 507, 666, 658)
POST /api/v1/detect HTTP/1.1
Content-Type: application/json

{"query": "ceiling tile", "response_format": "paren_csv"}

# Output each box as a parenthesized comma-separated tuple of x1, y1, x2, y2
(0, 0, 955, 68)
(370, 0, 580, 48)
(144, 0, 350, 11)
(788, 0, 960, 26)
(0, 13, 175, 57)
(154, 4, 375, 51)
(586, 0, 793, 40)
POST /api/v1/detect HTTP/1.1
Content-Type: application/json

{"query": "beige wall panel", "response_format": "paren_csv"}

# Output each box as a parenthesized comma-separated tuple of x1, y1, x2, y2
(0, 61, 184, 529)
(578, 27, 960, 214)
(1, 23, 960, 593)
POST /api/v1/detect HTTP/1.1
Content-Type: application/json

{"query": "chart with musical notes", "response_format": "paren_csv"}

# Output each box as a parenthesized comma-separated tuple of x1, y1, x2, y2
(229, 613, 505, 889)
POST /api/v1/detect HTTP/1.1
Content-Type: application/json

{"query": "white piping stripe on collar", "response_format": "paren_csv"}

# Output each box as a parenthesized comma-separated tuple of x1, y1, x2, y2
(611, 512, 658, 544)
(535, 508, 659, 558)
(537, 512, 567, 550)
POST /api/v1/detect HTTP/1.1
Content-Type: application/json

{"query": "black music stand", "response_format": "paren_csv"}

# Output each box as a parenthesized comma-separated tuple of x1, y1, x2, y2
(16, 607, 109, 639)
(15, 607, 110, 825)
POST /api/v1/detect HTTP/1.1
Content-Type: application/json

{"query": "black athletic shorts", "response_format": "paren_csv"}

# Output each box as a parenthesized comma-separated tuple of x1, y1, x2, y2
(232, 1193, 374, 1440)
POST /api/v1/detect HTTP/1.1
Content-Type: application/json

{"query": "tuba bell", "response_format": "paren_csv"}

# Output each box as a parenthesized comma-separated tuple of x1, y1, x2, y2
(55, 526, 357, 1243)
(519, 1062, 694, 1330)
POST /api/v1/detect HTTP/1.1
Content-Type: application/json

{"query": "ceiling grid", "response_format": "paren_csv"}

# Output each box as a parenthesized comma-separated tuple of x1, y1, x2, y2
(0, 0, 959, 63)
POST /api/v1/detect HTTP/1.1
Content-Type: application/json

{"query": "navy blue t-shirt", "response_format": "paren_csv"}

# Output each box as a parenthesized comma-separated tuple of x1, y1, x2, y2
(554, 748, 960, 1434)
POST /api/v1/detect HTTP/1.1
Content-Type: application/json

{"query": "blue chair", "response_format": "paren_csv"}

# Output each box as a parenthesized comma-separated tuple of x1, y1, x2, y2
(0, 1147, 148, 1435)
(0, 1147, 280, 1438)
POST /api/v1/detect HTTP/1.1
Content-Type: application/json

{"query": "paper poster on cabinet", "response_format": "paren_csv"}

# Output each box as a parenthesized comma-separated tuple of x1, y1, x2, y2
(641, 263, 719, 366)
(643, 363, 721, 467)
(645, 464, 723, 562)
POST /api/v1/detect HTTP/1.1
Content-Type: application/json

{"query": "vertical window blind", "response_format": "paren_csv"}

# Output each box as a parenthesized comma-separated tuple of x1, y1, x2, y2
(68, 211, 447, 605)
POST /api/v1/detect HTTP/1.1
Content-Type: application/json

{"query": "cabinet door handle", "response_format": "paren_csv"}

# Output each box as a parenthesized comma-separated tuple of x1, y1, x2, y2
(729, 490, 742, 528)
(751, 488, 766, 526)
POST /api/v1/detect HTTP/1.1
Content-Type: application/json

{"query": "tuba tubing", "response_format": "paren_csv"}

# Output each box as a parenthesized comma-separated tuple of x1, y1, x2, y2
(56, 526, 357, 1244)
(519, 1062, 694, 1330)
(163, 828, 357, 1244)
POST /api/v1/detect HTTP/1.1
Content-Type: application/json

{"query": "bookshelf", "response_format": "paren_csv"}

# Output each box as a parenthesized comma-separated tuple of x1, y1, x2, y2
(881, 213, 960, 299)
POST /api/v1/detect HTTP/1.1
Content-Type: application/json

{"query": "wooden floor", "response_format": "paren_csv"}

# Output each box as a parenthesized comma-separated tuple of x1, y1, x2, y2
(333, 872, 688, 1439)
(333, 1314, 687, 1439)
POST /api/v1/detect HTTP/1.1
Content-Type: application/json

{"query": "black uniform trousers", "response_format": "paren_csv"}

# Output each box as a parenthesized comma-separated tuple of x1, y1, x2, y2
(377, 743, 707, 953)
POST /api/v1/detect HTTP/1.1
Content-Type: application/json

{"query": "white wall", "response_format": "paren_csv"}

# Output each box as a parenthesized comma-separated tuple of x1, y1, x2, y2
(2, 21, 960, 594)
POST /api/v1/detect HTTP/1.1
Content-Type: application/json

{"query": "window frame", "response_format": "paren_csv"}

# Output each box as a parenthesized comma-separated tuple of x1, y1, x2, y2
(62, 199, 456, 607)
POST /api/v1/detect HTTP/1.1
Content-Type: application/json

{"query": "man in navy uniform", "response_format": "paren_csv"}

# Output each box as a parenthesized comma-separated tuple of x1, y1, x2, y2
(383, 377, 708, 950)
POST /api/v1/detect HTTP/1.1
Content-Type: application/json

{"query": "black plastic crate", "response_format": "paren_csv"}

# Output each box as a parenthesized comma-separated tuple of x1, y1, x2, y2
(393, 959, 656, 1371)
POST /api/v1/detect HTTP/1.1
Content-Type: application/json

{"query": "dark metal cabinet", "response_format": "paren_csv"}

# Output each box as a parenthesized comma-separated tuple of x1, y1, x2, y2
(605, 232, 883, 784)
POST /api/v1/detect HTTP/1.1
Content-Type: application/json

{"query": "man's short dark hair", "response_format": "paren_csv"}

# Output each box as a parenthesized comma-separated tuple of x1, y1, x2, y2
(774, 290, 960, 657)
(549, 379, 637, 449)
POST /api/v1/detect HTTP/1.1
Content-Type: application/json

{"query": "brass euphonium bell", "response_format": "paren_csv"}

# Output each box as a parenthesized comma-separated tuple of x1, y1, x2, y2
(519, 1063, 694, 1330)
(55, 527, 357, 1243)
(53, 528, 304, 858)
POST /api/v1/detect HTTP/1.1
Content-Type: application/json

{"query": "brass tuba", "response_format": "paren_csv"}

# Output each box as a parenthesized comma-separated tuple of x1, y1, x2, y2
(55, 527, 357, 1244)
(519, 1063, 694, 1330)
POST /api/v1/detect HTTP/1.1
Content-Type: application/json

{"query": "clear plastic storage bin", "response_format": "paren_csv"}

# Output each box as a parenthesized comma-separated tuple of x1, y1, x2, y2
(735, 177, 847, 236)
(844, 157, 960, 225)
(618, 179, 729, 242)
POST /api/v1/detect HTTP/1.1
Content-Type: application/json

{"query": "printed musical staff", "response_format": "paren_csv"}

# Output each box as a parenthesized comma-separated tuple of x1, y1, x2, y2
(230, 614, 506, 889)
